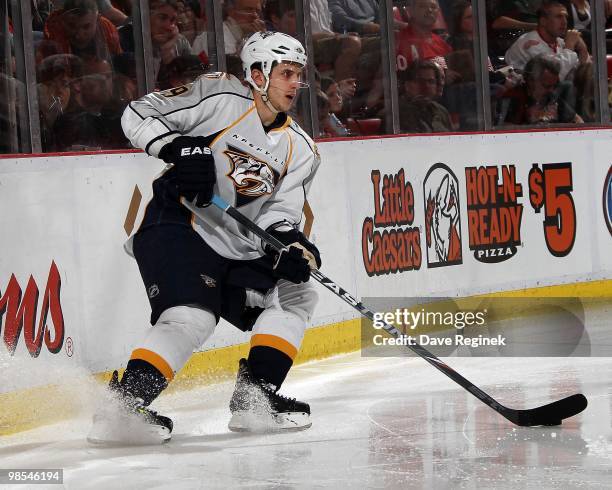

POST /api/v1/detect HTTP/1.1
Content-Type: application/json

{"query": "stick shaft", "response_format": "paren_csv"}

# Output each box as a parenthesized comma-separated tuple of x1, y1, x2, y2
(182, 196, 587, 426)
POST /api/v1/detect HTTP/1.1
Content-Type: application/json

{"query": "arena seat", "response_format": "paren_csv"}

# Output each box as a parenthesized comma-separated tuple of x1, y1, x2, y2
(346, 118, 382, 136)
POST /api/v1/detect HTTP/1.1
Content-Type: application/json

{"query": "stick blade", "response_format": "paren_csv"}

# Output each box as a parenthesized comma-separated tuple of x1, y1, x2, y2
(507, 393, 588, 427)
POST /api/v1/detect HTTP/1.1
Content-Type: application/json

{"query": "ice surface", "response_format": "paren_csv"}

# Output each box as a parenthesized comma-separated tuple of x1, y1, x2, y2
(1, 352, 611, 490)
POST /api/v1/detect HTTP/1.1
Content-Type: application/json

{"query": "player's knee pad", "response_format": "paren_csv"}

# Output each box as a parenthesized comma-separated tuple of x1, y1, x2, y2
(272, 279, 318, 323)
(249, 281, 316, 353)
(138, 305, 217, 375)
(156, 305, 216, 347)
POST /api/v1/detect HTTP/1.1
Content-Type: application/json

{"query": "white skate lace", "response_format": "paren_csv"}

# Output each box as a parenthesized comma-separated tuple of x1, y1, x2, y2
(260, 381, 296, 404)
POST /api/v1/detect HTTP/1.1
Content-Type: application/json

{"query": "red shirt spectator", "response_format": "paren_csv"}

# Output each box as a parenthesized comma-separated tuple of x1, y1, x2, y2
(44, 0, 122, 62)
(395, 0, 452, 72)
(396, 24, 452, 71)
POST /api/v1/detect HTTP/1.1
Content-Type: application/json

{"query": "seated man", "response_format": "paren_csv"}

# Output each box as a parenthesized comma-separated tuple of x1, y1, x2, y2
(398, 59, 452, 133)
(223, 0, 266, 54)
(328, 0, 380, 35)
(505, 0, 589, 81)
(119, 0, 192, 86)
(45, 0, 122, 62)
(366, 0, 451, 113)
(53, 57, 128, 150)
(499, 55, 583, 125)
(309, 0, 361, 83)
(396, 0, 452, 72)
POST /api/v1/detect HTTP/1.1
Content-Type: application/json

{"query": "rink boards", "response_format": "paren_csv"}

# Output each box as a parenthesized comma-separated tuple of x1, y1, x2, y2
(0, 129, 611, 434)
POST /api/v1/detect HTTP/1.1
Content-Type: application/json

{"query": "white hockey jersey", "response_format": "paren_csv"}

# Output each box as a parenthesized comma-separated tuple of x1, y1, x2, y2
(504, 30, 579, 81)
(121, 73, 320, 261)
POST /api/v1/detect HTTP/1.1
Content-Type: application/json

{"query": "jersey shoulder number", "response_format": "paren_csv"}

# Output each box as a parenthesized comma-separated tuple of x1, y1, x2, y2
(159, 85, 190, 98)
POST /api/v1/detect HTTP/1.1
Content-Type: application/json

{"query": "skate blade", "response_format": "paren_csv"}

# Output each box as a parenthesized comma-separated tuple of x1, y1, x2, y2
(87, 413, 171, 446)
(228, 411, 311, 433)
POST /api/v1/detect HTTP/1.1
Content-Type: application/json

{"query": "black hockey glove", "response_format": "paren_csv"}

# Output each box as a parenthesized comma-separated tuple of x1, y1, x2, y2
(267, 227, 322, 269)
(158, 136, 216, 207)
(272, 246, 311, 284)
(264, 227, 322, 284)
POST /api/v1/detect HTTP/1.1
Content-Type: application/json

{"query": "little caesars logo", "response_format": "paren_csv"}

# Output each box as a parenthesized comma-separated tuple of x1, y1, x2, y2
(465, 165, 524, 263)
(423, 163, 462, 268)
(362, 169, 421, 276)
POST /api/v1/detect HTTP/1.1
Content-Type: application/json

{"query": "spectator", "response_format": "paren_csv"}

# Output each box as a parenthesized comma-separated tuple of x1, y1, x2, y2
(176, 0, 204, 46)
(37, 54, 81, 150)
(505, 0, 590, 81)
(111, 52, 139, 111)
(398, 59, 452, 132)
(559, 0, 590, 31)
(488, 0, 540, 62)
(499, 55, 583, 125)
(119, 0, 192, 86)
(309, 0, 362, 82)
(266, 0, 360, 108)
(54, 57, 128, 150)
(96, 0, 128, 26)
(320, 76, 351, 136)
(265, 0, 298, 34)
(447, 0, 473, 52)
(149, 0, 192, 65)
(446, 1, 499, 80)
(223, 0, 266, 55)
(45, 0, 123, 62)
(328, 0, 380, 35)
(316, 90, 333, 137)
(395, 0, 452, 72)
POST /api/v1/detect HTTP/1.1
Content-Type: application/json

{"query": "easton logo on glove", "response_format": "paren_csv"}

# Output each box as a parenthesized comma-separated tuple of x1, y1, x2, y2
(159, 136, 216, 207)
(180, 146, 213, 157)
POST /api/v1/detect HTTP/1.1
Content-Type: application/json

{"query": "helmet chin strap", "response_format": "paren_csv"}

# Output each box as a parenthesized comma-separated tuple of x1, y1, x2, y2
(254, 77, 281, 115)
(261, 91, 281, 115)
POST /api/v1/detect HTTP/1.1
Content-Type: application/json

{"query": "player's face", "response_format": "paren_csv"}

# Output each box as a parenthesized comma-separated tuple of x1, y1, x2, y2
(267, 62, 305, 112)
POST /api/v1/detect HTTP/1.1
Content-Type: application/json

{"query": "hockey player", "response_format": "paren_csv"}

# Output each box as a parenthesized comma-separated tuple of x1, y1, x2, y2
(88, 31, 321, 444)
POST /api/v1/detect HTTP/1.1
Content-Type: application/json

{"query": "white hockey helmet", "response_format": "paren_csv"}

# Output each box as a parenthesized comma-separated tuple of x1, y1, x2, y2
(240, 31, 307, 94)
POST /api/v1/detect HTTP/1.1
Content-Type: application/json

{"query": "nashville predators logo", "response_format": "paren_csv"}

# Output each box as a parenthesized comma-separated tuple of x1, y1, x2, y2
(224, 146, 279, 207)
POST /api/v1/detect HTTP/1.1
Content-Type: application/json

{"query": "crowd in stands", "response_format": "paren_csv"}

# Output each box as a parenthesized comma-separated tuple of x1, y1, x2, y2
(2, 0, 612, 153)
(33, 0, 210, 151)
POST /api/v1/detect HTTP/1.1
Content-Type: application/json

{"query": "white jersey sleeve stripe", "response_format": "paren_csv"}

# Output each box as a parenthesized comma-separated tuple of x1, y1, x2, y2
(161, 91, 254, 117)
(145, 130, 181, 155)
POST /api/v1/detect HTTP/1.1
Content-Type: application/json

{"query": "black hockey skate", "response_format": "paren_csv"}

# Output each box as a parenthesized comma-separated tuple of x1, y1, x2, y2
(87, 371, 173, 445)
(228, 358, 311, 432)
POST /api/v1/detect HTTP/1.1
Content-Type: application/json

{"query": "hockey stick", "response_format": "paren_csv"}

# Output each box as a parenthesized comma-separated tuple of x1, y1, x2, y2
(182, 196, 587, 427)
